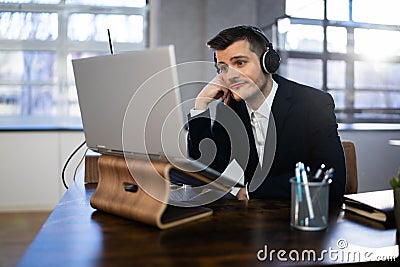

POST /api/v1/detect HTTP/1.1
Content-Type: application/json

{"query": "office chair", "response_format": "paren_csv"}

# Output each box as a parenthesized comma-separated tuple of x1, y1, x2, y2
(342, 140, 358, 194)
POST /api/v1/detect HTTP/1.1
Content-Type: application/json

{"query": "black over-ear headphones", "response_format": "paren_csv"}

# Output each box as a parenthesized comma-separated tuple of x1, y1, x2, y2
(213, 25, 281, 74)
(244, 25, 280, 74)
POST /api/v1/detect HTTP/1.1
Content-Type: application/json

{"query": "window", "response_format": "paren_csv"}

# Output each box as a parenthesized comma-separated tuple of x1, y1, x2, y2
(0, 0, 148, 128)
(277, 0, 400, 123)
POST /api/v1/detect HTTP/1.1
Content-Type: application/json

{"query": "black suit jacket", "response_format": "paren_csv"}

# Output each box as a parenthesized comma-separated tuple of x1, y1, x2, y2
(187, 74, 346, 201)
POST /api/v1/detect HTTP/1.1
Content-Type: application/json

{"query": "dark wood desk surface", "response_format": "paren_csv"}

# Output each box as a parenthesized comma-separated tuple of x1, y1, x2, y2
(19, 175, 399, 267)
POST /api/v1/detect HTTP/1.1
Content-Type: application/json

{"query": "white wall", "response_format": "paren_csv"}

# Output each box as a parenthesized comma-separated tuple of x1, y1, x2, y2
(0, 131, 85, 211)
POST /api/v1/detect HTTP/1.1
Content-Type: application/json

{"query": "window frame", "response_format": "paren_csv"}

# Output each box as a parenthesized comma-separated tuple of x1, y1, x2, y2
(275, 0, 400, 124)
(0, 2, 149, 130)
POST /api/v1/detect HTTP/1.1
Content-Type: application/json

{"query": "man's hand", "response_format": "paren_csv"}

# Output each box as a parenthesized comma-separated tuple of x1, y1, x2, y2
(236, 187, 249, 200)
(195, 75, 231, 110)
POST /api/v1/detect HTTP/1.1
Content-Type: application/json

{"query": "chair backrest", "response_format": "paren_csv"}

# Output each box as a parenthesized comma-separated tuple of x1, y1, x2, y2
(342, 140, 358, 194)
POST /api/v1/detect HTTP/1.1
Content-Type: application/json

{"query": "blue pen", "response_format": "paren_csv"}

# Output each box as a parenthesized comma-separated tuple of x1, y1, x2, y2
(295, 162, 302, 202)
(322, 168, 334, 183)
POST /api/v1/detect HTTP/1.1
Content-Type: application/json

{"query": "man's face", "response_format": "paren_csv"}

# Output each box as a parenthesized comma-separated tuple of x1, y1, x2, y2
(215, 40, 268, 104)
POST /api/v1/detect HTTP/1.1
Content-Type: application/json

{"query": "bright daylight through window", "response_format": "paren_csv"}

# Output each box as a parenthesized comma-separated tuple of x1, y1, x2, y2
(0, 0, 147, 129)
(278, 0, 400, 123)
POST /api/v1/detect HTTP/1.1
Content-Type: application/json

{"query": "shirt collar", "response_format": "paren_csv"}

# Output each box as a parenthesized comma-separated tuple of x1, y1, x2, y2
(246, 78, 278, 118)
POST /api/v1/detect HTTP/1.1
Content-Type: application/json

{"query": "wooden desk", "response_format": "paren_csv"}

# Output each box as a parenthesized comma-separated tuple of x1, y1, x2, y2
(19, 175, 399, 267)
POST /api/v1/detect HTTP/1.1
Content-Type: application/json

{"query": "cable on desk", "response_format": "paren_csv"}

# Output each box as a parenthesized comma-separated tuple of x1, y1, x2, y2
(62, 140, 87, 189)
(73, 147, 88, 183)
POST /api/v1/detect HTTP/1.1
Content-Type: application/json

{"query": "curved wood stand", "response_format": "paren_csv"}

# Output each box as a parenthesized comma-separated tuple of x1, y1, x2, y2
(90, 154, 212, 229)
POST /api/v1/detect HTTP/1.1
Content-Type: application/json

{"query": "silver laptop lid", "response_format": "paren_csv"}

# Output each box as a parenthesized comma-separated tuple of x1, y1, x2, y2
(72, 45, 187, 160)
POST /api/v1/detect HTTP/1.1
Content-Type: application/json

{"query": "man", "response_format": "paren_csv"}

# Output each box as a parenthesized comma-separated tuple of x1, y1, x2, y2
(187, 25, 346, 201)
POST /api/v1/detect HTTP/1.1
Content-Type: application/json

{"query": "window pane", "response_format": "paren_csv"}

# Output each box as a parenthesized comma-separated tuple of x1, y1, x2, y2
(0, 51, 55, 82)
(0, 52, 22, 81)
(328, 90, 345, 109)
(67, 85, 80, 117)
(327, 26, 347, 53)
(355, 61, 400, 90)
(68, 14, 143, 42)
(21, 85, 57, 115)
(327, 60, 346, 89)
(285, 0, 323, 19)
(0, 12, 58, 40)
(285, 24, 324, 52)
(0, 0, 59, 3)
(0, 85, 57, 115)
(0, 86, 19, 115)
(354, 29, 400, 58)
(286, 59, 322, 89)
(66, 0, 146, 7)
(326, 0, 349, 21)
(353, 0, 400, 25)
(354, 91, 400, 109)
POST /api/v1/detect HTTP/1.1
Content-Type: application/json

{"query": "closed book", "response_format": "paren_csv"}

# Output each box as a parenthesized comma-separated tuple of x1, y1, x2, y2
(343, 190, 395, 227)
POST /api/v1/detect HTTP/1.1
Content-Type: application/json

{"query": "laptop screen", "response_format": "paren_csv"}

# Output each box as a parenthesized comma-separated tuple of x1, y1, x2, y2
(72, 45, 187, 160)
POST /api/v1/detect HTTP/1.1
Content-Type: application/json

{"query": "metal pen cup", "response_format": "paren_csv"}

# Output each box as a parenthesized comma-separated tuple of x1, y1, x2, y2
(290, 177, 331, 231)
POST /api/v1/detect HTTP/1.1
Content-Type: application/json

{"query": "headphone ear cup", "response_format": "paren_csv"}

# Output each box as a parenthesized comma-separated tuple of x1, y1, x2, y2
(261, 49, 281, 74)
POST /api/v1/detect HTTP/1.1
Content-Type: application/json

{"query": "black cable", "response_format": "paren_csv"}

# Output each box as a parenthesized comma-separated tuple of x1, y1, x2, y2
(107, 28, 114, 55)
(73, 147, 88, 183)
(62, 140, 87, 189)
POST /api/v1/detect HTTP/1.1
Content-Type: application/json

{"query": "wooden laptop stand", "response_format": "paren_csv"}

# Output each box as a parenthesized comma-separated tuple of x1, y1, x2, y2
(89, 154, 213, 229)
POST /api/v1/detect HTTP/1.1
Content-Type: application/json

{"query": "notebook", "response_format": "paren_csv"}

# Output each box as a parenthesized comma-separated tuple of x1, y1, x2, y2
(343, 189, 395, 228)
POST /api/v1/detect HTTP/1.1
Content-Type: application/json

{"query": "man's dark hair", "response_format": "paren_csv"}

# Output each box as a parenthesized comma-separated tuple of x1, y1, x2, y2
(207, 25, 268, 58)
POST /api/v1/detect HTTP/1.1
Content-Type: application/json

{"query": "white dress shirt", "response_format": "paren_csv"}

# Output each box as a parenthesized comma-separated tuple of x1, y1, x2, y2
(247, 79, 278, 166)
(189, 79, 279, 197)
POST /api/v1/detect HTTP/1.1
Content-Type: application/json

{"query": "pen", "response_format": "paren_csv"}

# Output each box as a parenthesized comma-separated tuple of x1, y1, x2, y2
(295, 162, 302, 202)
(300, 163, 315, 220)
(311, 167, 334, 203)
(322, 168, 334, 183)
(313, 164, 326, 181)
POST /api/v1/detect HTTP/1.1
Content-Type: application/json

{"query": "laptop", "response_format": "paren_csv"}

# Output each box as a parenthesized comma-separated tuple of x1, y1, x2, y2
(72, 46, 244, 195)
(72, 46, 183, 159)
(72, 46, 249, 228)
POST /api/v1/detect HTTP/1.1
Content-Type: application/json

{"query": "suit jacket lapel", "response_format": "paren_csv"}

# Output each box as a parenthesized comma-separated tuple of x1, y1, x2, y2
(271, 74, 293, 136)
(259, 75, 293, 176)
(229, 100, 259, 184)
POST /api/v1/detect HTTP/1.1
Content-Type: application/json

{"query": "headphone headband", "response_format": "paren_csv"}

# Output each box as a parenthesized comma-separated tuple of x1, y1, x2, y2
(242, 25, 271, 46)
(242, 25, 280, 74)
